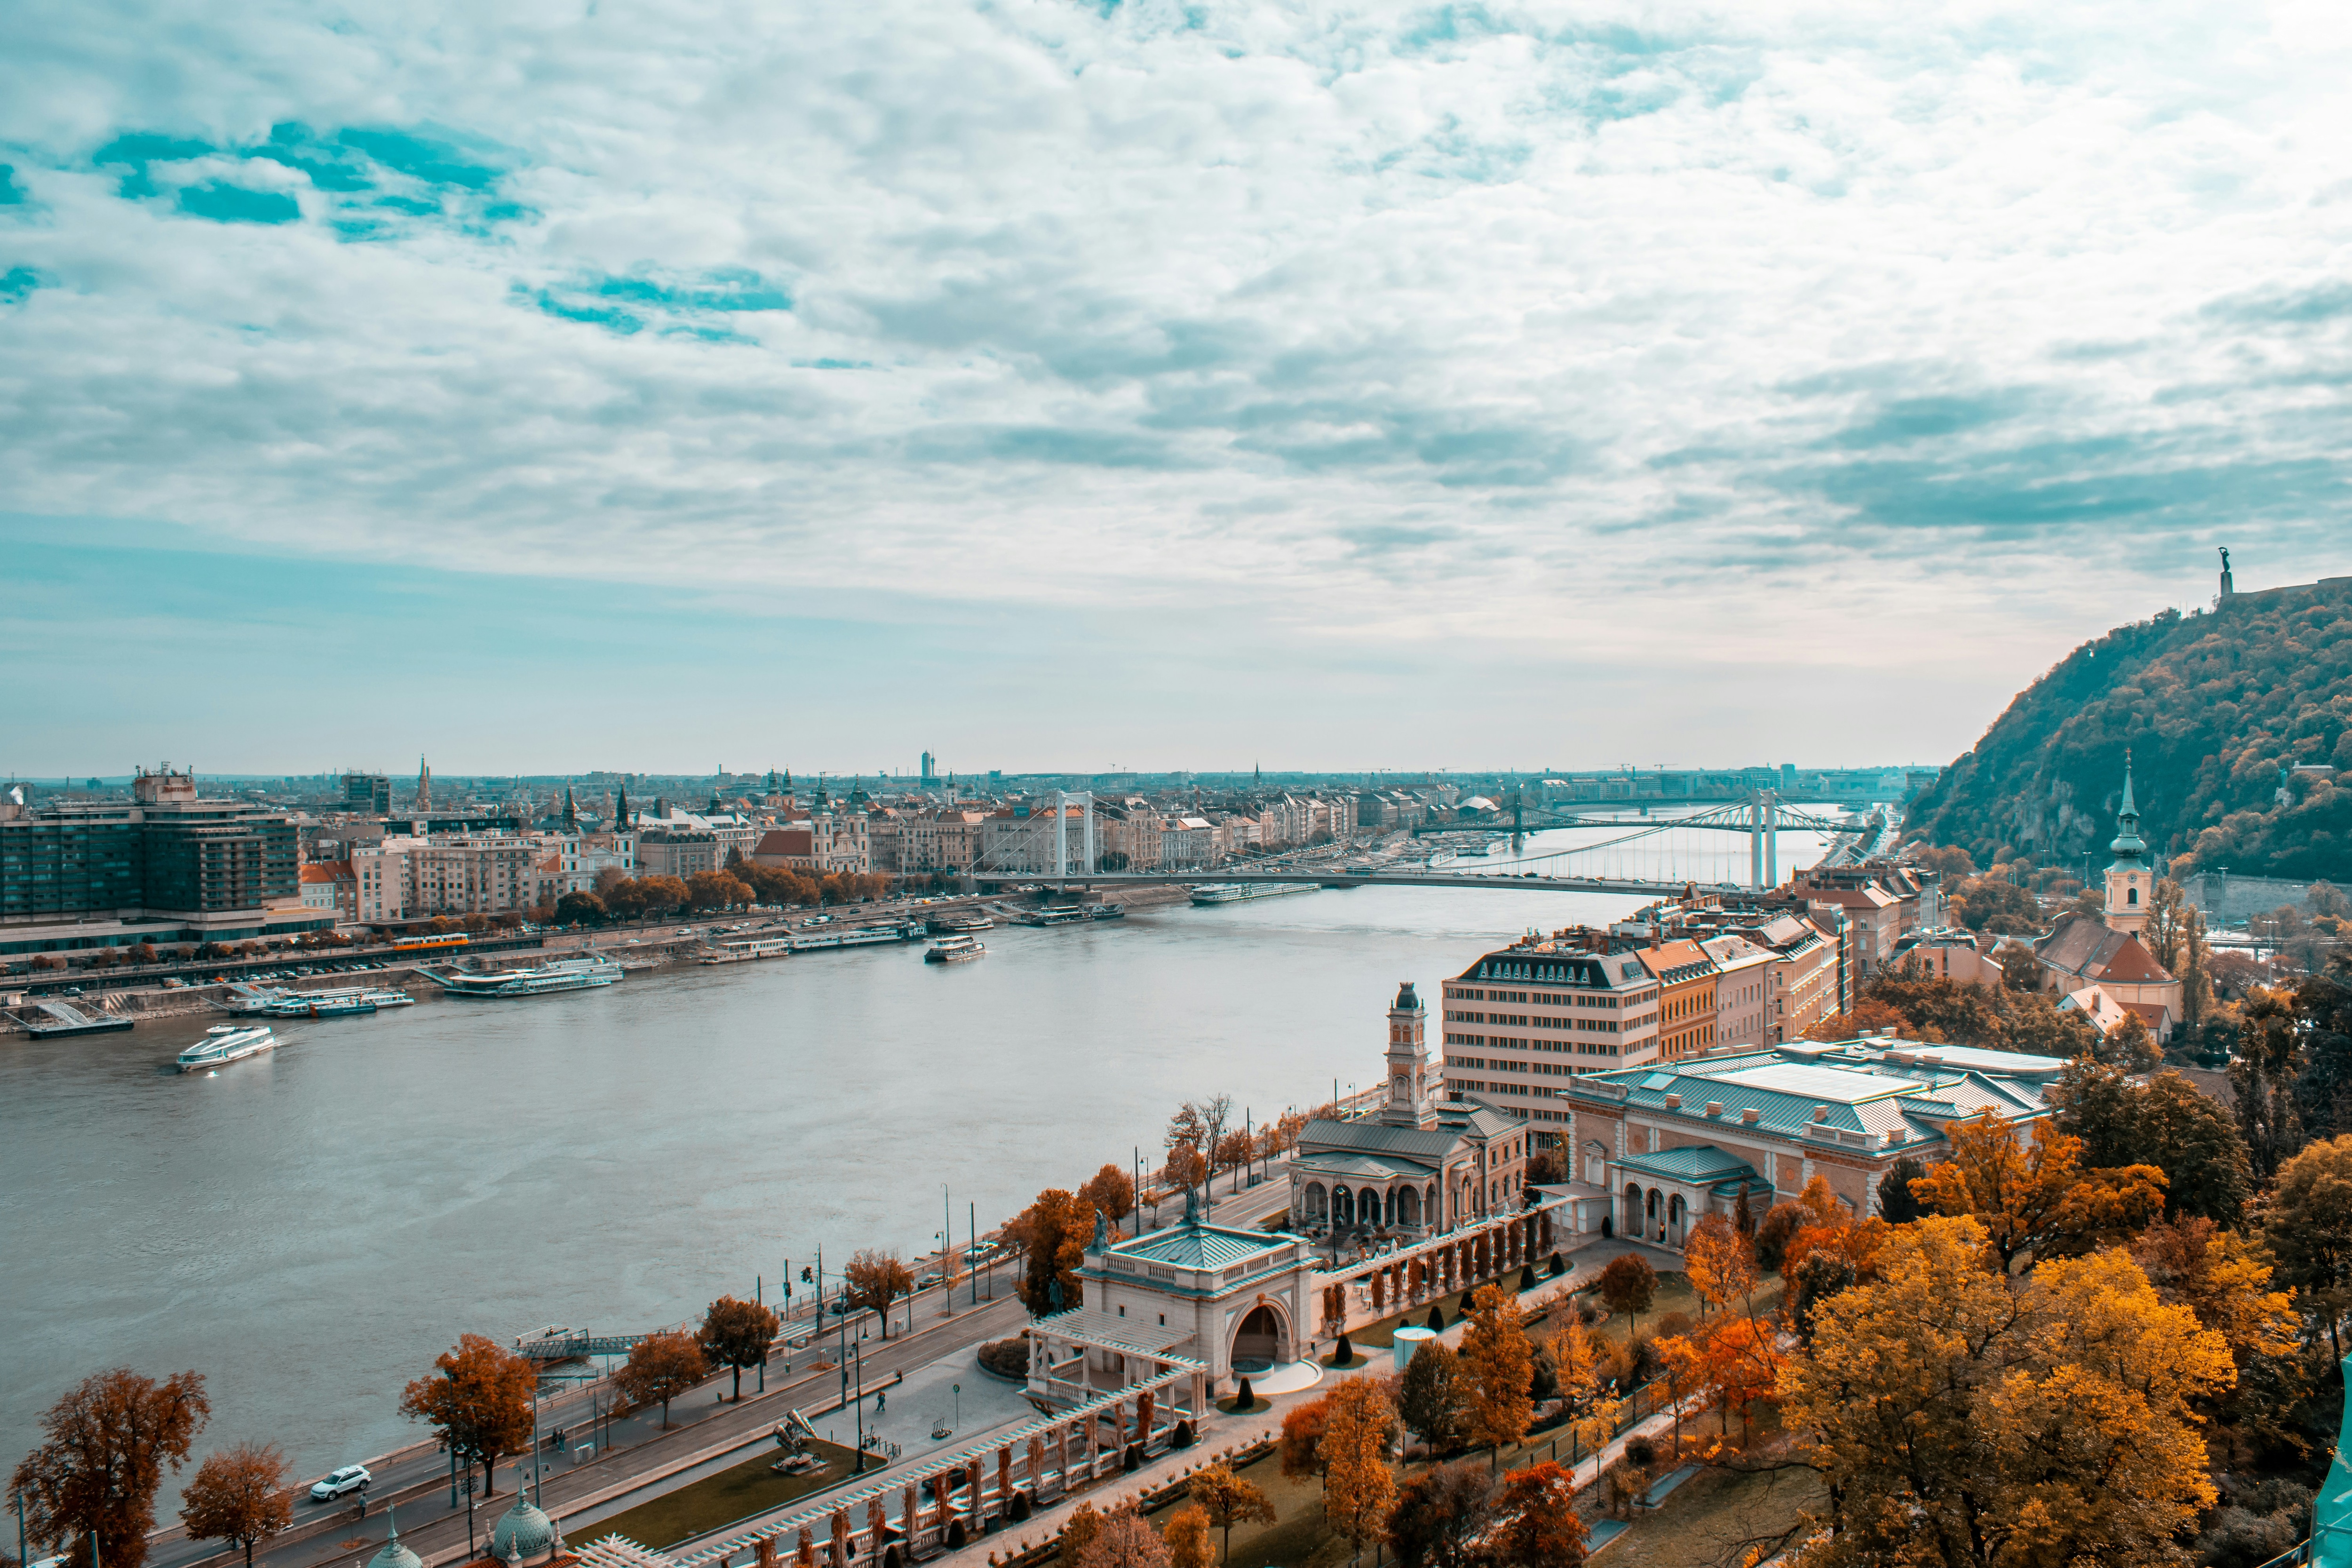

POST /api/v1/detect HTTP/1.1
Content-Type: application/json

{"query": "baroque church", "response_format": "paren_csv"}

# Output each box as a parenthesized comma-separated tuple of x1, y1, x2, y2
(2033, 762, 2186, 1037)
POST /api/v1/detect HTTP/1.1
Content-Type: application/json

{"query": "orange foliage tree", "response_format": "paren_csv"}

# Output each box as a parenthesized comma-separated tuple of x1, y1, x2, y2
(1459, 1284, 1534, 1470)
(10, 1370, 211, 1568)
(1910, 1112, 2166, 1272)
(615, 1330, 710, 1428)
(400, 1335, 535, 1496)
(178, 1443, 293, 1568)
(1489, 1461, 1587, 1568)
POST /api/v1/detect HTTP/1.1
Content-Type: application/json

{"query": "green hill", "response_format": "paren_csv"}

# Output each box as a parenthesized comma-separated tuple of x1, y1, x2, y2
(1904, 578, 2352, 883)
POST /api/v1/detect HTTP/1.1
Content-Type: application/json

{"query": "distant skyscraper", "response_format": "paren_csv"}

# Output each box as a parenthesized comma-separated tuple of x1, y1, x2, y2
(921, 751, 937, 782)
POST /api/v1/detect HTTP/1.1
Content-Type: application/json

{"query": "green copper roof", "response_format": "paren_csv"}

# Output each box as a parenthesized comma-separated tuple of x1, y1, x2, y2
(1111, 1222, 1290, 1269)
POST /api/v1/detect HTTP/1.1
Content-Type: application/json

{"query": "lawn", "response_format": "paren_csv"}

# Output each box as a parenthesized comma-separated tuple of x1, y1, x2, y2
(1602, 1451, 1823, 1567)
(587, 1440, 865, 1550)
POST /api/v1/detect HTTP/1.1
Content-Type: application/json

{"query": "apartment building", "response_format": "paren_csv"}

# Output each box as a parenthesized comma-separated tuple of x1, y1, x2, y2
(899, 810, 984, 876)
(1700, 934, 1775, 1051)
(299, 861, 356, 920)
(636, 828, 723, 880)
(977, 804, 1094, 878)
(1157, 817, 1218, 870)
(1638, 939, 1717, 1062)
(1439, 932, 1664, 1138)
(1615, 893, 1846, 1045)
(353, 832, 542, 920)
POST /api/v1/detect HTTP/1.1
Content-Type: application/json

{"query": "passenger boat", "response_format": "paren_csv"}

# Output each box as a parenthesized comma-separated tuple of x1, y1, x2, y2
(1085, 903, 1125, 920)
(260, 986, 414, 1018)
(927, 913, 993, 934)
(419, 955, 624, 998)
(1009, 907, 1086, 927)
(787, 922, 923, 953)
(1190, 883, 1319, 906)
(924, 934, 985, 963)
(178, 1024, 278, 1072)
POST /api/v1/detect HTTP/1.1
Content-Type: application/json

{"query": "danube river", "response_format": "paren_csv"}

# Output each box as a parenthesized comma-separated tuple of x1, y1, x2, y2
(0, 820, 1829, 1495)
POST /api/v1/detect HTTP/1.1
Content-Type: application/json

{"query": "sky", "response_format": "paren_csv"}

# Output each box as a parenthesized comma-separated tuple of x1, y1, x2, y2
(3, 0, 2348, 777)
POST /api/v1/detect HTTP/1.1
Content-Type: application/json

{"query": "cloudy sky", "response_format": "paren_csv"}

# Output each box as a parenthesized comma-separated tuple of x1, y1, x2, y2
(3, 0, 2346, 777)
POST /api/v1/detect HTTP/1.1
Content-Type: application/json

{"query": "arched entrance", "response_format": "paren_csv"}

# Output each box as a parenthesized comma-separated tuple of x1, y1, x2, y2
(1303, 1183, 1327, 1222)
(1333, 1186, 1355, 1227)
(1397, 1186, 1422, 1228)
(1231, 1304, 1287, 1373)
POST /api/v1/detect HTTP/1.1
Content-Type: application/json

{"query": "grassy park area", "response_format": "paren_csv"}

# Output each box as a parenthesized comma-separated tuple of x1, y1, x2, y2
(588, 1440, 864, 1550)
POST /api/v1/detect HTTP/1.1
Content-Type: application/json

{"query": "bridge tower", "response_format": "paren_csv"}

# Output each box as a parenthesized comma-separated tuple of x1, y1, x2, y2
(1054, 790, 1097, 885)
(1748, 790, 1780, 890)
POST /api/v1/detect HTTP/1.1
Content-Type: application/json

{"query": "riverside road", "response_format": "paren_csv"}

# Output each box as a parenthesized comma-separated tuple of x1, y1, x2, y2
(141, 1180, 1296, 1568)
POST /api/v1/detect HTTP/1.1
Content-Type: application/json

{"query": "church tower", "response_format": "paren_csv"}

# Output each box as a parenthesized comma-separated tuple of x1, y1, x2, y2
(1380, 981, 1438, 1130)
(2104, 757, 2150, 936)
(415, 755, 432, 815)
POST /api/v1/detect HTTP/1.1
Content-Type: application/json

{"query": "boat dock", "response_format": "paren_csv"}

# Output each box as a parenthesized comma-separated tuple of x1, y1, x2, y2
(17, 999, 136, 1038)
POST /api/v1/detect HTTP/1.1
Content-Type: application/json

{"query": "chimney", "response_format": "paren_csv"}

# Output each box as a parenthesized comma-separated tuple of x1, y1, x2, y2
(1740, 1107, 1762, 1124)
(1812, 1105, 1830, 1122)
(1663, 1093, 1682, 1109)
(1704, 1101, 1724, 1118)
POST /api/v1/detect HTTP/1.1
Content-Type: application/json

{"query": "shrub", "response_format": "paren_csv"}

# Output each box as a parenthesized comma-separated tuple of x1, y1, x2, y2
(1010, 1492, 1033, 1522)
(1171, 1420, 1193, 1449)
(1233, 1377, 1254, 1408)
(1519, 1263, 1537, 1291)
(1548, 1252, 1565, 1276)
(1652, 1310, 1695, 1342)
(883, 1550, 901, 1568)
(1625, 1435, 1657, 1469)
(1427, 1305, 1447, 1331)
(977, 1338, 1030, 1378)
(1331, 1333, 1353, 1364)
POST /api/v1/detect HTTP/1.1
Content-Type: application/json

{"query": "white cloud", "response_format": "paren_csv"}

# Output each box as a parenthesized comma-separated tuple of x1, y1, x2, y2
(2, 0, 2348, 733)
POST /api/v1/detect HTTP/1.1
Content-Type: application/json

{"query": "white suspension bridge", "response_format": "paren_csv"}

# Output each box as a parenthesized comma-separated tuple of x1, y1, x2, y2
(974, 790, 1897, 899)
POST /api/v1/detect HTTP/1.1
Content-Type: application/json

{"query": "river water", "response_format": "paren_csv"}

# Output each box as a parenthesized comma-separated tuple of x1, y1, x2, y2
(0, 820, 1828, 1496)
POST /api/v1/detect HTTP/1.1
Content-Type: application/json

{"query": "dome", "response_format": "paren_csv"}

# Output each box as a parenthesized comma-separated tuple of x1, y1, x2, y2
(491, 1492, 555, 1562)
(369, 1512, 422, 1568)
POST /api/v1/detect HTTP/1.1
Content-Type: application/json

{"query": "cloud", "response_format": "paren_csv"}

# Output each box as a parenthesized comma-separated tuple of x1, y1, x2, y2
(1, 0, 2349, 761)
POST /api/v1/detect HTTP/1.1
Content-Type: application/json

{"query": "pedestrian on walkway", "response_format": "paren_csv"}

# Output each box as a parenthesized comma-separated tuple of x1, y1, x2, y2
(875, 1392, 886, 1415)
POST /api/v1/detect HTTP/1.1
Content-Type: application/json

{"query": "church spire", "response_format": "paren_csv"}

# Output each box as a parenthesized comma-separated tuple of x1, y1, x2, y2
(2104, 752, 2151, 937)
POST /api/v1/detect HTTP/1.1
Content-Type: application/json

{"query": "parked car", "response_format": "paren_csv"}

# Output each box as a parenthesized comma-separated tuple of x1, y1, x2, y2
(310, 1465, 372, 1501)
(803, 915, 834, 926)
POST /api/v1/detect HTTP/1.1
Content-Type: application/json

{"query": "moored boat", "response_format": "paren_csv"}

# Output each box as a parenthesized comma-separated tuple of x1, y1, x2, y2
(1190, 883, 1319, 906)
(178, 1024, 278, 1072)
(419, 954, 624, 998)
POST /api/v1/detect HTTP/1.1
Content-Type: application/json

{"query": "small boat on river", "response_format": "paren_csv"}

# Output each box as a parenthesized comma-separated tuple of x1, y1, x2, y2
(178, 1024, 278, 1072)
(924, 935, 985, 963)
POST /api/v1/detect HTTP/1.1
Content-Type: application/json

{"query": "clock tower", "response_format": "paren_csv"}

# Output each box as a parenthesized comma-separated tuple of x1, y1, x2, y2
(2104, 758, 2150, 937)
(1381, 981, 1438, 1129)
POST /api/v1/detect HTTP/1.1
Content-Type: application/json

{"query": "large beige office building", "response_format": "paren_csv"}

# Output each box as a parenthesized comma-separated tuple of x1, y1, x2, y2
(1439, 935, 1664, 1136)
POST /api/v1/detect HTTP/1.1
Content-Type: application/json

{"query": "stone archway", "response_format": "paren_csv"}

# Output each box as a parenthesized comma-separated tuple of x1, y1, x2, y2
(1231, 1303, 1288, 1372)
(1303, 1183, 1327, 1223)
(1333, 1186, 1355, 1227)
(1624, 1182, 1644, 1239)
(1397, 1185, 1422, 1228)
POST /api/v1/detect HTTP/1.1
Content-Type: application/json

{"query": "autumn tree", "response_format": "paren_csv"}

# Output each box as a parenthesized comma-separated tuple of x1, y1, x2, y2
(1212, 1131, 1255, 1190)
(1277, 1395, 1329, 1486)
(2235, 986, 2307, 1178)
(1007, 1188, 1090, 1315)
(1909, 1111, 2165, 1272)
(178, 1443, 293, 1568)
(1184, 1465, 1275, 1566)
(1549, 1309, 1620, 1453)
(1319, 1377, 1399, 1555)
(2262, 1134, 2352, 1357)
(1384, 1463, 1490, 1568)
(1077, 1164, 1136, 1228)
(1059, 1502, 1104, 1563)
(9, 1370, 210, 1568)
(1075, 1504, 1172, 1568)
(1682, 1214, 1759, 1318)
(2132, 1218, 2298, 1362)
(699, 1295, 781, 1401)
(1162, 1142, 1208, 1191)
(615, 1330, 710, 1428)
(1595, 1253, 1655, 1336)
(1458, 1284, 1533, 1470)
(1396, 1342, 1467, 1454)
(400, 1334, 535, 1496)
(1488, 1461, 1587, 1568)
(842, 1250, 915, 1339)
(2051, 1060, 2254, 1224)
(1780, 1215, 2233, 1568)
(1162, 1503, 1212, 1568)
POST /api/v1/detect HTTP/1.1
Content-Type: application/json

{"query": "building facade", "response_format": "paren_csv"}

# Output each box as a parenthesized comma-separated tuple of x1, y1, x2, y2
(1438, 934, 1666, 1132)
(1557, 1035, 2066, 1248)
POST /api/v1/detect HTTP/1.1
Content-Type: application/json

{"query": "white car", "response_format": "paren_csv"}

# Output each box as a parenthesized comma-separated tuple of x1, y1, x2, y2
(311, 1465, 372, 1501)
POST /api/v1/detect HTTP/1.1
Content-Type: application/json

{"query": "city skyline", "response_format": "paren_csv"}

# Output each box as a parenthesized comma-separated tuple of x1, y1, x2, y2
(6, 2, 2344, 770)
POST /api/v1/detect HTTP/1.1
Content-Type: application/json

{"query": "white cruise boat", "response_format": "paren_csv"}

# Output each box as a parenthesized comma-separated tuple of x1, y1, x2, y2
(420, 954, 624, 999)
(924, 934, 985, 963)
(177, 1025, 279, 1072)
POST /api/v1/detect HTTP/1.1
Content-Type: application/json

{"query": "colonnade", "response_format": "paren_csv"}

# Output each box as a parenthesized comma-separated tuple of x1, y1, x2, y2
(667, 1369, 1206, 1568)
(1318, 1207, 1557, 1333)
